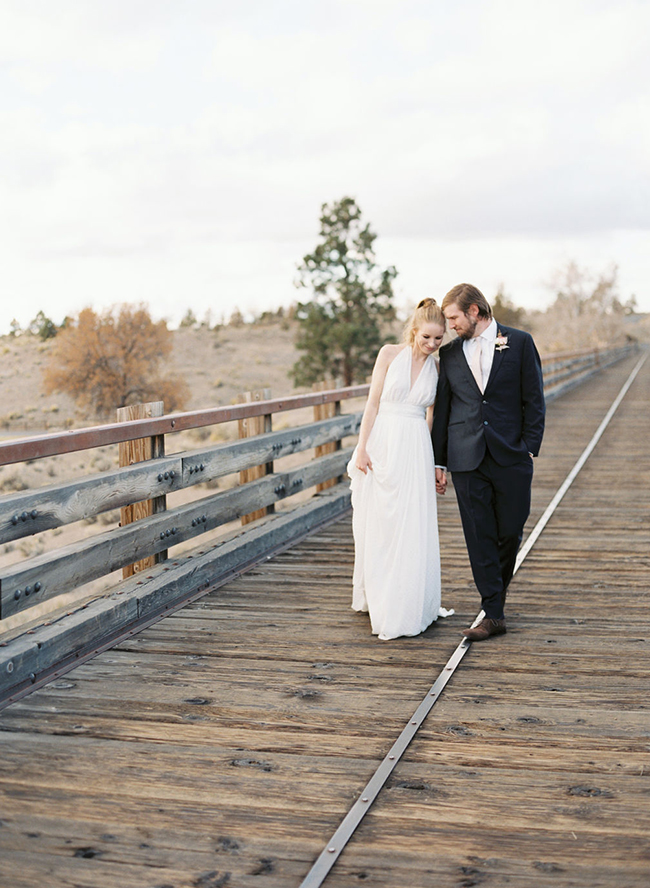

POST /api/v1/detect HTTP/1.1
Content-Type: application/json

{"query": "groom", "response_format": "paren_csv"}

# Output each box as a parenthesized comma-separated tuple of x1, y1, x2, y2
(432, 283, 545, 641)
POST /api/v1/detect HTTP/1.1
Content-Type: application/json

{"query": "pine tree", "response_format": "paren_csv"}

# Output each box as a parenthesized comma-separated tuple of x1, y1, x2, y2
(491, 286, 529, 330)
(28, 310, 58, 340)
(291, 197, 397, 387)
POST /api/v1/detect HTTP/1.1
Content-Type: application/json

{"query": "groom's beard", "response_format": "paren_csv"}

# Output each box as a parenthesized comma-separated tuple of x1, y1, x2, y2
(457, 315, 479, 340)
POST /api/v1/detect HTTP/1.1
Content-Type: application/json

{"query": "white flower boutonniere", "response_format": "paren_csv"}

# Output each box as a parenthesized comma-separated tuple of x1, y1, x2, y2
(495, 333, 509, 352)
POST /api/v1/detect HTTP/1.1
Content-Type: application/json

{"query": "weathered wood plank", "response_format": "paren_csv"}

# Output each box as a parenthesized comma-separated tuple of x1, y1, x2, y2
(0, 351, 648, 888)
(117, 400, 167, 576)
(238, 387, 274, 524)
(313, 381, 342, 492)
(0, 448, 354, 619)
(0, 453, 183, 543)
(0, 413, 361, 544)
(0, 384, 368, 466)
(543, 344, 637, 400)
(0, 485, 352, 698)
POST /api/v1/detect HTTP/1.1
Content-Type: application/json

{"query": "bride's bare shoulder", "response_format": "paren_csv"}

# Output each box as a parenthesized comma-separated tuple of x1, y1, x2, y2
(377, 343, 406, 364)
(372, 343, 407, 380)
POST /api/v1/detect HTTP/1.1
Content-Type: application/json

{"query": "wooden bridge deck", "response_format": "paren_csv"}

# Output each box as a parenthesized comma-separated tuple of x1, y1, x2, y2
(1, 352, 649, 887)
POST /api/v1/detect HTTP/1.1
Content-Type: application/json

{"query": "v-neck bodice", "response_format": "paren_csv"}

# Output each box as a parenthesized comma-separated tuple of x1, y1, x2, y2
(380, 346, 438, 409)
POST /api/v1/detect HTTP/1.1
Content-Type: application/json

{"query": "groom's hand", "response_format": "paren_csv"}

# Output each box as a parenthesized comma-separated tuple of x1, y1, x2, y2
(435, 467, 447, 495)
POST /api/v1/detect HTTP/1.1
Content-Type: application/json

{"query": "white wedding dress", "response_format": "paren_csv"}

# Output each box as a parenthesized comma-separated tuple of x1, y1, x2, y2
(347, 346, 450, 640)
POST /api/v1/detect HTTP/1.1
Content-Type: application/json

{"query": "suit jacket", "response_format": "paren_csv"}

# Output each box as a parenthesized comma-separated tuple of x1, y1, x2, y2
(432, 324, 545, 472)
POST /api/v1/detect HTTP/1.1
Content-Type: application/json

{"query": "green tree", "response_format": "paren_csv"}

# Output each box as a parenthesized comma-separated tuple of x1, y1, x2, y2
(28, 310, 58, 340)
(179, 308, 198, 328)
(291, 197, 397, 387)
(491, 286, 529, 330)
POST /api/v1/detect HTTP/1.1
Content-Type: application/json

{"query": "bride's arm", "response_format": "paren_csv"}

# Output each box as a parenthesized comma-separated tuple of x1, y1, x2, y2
(426, 405, 434, 432)
(355, 345, 397, 473)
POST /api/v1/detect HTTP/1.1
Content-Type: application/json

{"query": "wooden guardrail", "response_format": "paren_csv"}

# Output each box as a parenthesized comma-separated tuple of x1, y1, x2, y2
(0, 386, 367, 624)
(542, 343, 637, 400)
(0, 384, 368, 702)
(0, 343, 638, 702)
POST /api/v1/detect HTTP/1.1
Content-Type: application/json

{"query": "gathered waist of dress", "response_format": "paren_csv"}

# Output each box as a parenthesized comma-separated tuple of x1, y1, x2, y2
(378, 401, 427, 420)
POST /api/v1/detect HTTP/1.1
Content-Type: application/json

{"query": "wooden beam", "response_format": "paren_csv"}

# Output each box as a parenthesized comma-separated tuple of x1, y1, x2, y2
(0, 485, 352, 703)
(238, 389, 273, 525)
(0, 449, 354, 619)
(0, 385, 370, 466)
(313, 380, 342, 492)
(117, 401, 166, 577)
(0, 414, 362, 545)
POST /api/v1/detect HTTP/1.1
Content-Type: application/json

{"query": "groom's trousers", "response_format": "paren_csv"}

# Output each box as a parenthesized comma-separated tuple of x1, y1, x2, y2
(451, 452, 534, 620)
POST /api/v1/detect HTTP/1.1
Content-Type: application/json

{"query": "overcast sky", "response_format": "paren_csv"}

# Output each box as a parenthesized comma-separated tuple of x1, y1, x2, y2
(1, 0, 648, 334)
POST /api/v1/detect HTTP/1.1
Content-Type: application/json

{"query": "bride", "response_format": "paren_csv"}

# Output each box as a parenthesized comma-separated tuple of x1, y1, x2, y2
(347, 298, 452, 640)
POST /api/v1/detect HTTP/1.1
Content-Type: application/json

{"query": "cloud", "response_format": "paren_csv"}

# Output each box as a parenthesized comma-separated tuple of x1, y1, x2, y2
(0, 0, 649, 332)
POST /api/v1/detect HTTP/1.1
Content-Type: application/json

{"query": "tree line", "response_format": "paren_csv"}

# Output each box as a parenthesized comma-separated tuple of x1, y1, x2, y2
(7, 196, 641, 422)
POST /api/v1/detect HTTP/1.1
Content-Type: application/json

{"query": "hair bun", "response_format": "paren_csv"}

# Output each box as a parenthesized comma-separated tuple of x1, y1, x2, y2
(416, 297, 437, 308)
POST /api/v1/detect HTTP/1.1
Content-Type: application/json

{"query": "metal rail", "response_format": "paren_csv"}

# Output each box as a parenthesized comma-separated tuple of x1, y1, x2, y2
(298, 349, 648, 888)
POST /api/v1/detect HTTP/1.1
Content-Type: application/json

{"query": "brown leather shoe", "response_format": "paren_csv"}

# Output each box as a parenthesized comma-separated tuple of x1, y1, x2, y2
(462, 618, 507, 641)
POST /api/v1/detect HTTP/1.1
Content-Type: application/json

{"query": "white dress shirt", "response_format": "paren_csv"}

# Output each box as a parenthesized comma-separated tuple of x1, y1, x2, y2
(463, 317, 497, 391)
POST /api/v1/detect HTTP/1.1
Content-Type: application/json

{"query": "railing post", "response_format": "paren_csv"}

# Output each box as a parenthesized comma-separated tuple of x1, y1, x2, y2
(238, 388, 273, 525)
(117, 401, 166, 577)
(313, 380, 342, 492)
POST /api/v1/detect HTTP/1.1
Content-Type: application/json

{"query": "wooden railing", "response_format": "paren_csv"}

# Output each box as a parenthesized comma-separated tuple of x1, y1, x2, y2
(0, 385, 370, 701)
(542, 343, 637, 400)
(0, 343, 638, 702)
(0, 386, 367, 618)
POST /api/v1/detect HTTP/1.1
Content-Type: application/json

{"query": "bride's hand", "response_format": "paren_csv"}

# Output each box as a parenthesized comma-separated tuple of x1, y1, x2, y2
(356, 449, 373, 474)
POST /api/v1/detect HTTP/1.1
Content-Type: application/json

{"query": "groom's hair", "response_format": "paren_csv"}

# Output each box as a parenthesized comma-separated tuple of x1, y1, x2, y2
(442, 283, 492, 320)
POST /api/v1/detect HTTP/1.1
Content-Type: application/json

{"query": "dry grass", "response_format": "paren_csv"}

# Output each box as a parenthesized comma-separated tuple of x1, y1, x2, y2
(0, 320, 302, 434)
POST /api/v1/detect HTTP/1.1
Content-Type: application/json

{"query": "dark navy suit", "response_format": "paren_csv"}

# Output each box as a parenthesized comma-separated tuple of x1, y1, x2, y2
(432, 324, 545, 619)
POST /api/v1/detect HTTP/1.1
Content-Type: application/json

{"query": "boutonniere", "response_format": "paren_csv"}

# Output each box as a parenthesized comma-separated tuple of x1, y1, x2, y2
(495, 332, 509, 352)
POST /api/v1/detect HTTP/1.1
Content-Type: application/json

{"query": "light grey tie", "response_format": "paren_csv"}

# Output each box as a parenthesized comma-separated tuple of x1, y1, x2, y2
(470, 339, 483, 392)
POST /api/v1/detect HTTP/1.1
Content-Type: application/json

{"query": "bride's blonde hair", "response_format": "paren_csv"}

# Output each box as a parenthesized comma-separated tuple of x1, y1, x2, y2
(403, 298, 445, 345)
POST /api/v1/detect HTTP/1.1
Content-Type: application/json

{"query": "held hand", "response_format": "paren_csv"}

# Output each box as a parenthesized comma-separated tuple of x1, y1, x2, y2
(356, 449, 373, 474)
(435, 467, 447, 495)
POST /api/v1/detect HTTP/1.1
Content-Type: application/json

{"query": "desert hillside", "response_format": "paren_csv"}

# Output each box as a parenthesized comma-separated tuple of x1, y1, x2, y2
(0, 320, 302, 436)
(3, 308, 647, 439)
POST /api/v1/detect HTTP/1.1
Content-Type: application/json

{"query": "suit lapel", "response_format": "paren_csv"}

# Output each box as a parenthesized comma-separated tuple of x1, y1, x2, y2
(485, 326, 509, 391)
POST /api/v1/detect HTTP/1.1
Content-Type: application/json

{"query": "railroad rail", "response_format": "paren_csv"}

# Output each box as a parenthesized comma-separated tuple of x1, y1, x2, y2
(0, 344, 647, 887)
(301, 348, 649, 887)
